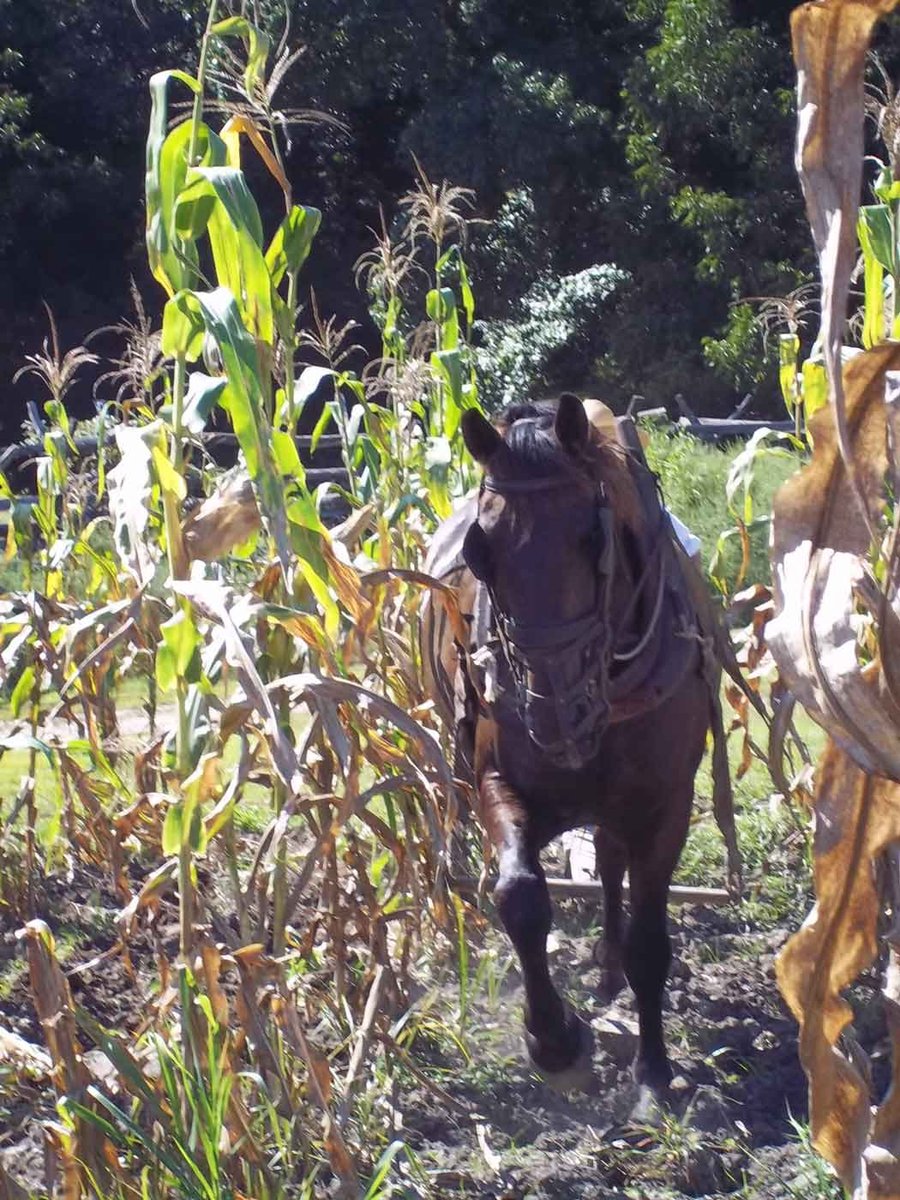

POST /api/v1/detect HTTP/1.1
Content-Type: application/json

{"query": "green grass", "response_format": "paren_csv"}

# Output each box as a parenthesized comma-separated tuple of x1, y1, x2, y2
(676, 700, 825, 926)
(643, 425, 800, 591)
(635, 427, 819, 923)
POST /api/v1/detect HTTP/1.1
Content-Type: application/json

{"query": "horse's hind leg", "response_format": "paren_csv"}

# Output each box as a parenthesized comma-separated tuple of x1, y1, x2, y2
(481, 771, 593, 1083)
(593, 827, 626, 1004)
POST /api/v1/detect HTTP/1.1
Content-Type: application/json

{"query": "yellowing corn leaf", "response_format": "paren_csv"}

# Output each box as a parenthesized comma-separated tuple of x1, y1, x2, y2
(320, 537, 370, 624)
(221, 114, 290, 198)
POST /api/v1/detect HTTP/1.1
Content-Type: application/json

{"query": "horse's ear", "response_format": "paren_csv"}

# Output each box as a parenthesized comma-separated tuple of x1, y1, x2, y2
(462, 409, 502, 465)
(555, 392, 589, 452)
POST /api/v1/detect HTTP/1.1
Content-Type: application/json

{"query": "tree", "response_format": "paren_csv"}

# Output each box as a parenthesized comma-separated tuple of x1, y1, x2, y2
(0, 0, 203, 437)
(0, 0, 815, 438)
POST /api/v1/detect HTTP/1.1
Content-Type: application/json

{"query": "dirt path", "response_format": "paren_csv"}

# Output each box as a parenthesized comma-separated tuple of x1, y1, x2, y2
(397, 902, 840, 1199)
(0, 703, 177, 743)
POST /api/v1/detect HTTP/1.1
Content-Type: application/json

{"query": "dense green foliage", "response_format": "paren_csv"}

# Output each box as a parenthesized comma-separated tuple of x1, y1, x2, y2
(0, 0, 825, 438)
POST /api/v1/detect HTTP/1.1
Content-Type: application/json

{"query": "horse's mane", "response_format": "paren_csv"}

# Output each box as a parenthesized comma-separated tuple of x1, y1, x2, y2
(494, 400, 644, 534)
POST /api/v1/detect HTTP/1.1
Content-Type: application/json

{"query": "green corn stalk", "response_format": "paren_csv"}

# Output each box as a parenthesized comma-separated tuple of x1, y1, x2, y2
(146, 2, 336, 975)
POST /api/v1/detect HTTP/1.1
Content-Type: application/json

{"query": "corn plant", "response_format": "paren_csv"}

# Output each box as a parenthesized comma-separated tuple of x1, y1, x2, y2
(0, 4, 487, 1194)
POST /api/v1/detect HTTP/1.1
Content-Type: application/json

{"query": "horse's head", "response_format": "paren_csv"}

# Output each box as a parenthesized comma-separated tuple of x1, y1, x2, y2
(461, 393, 615, 770)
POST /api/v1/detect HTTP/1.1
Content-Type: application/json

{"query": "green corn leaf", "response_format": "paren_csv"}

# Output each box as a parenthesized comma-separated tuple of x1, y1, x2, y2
(146, 74, 198, 297)
(211, 15, 270, 101)
(873, 161, 893, 202)
(73, 1086, 200, 1193)
(162, 609, 202, 678)
(801, 357, 828, 421)
(161, 801, 183, 855)
(151, 446, 187, 501)
(286, 490, 324, 533)
(266, 205, 322, 286)
(458, 258, 475, 327)
(161, 291, 206, 360)
(10, 663, 34, 718)
(184, 288, 292, 577)
(427, 286, 459, 348)
(364, 1141, 406, 1200)
(177, 758, 213, 857)
(858, 207, 889, 348)
(438, 245, 475, 327)
(43, 399, 74, 448)
(183, 372, 228, 434)
(432, 348, 465, 436)
(145, 72, 225, 297)
(859, 203, 896, 273)
(310, 400, 336, 454)
(777, 334, 800, 412)
(175, 167, 273, 343)
(156, 609, 202, 693)
(382, 293, 402, 349)
(272, 429, 307, 483)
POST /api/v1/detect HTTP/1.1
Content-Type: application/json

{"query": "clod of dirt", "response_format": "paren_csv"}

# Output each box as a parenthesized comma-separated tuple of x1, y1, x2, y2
(685, 1084, 734, 1133)
(680, 1143, 745, 1195)
(591, 1011, 639, 1067)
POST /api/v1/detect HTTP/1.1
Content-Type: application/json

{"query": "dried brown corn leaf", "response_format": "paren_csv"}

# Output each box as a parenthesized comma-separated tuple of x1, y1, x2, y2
(791, 0, 899, 526)
(18, 921, 120, 1197)
(768, 344, 900, 776)
(776, 738, 900, 1194)
(182, 471, 261, 562)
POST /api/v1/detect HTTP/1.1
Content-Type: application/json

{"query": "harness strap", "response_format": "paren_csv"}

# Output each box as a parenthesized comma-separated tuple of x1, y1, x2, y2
(483, 475, 572, 493)
(497, 607, 602, 652)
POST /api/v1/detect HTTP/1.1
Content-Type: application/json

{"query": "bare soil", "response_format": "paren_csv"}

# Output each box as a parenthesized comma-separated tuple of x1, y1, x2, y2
(394, 898, 838, 1200)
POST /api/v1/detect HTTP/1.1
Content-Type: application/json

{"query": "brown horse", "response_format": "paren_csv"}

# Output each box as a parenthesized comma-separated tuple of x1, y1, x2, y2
(423, 394, 711, 1100)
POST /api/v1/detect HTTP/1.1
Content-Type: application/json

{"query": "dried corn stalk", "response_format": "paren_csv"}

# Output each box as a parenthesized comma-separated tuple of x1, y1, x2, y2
(18, 921, 122, 1199)
(769, 1, 900, 1194)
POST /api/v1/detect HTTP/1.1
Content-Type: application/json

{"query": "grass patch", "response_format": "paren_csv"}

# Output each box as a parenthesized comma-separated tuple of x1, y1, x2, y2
(643, 425, 800, 590)
(677, 701, 824, 926)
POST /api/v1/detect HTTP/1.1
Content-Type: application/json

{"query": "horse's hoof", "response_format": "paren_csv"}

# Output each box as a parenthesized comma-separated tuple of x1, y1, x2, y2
(630, 1083, 668, 1126)
(526, 1012, 595, 1093)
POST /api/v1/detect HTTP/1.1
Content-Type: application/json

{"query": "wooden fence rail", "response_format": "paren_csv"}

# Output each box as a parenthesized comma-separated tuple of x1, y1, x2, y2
(626, 393, 794, 443)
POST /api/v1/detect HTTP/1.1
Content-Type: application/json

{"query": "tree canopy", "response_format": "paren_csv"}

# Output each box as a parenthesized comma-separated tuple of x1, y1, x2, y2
(0, 0, 821, 439)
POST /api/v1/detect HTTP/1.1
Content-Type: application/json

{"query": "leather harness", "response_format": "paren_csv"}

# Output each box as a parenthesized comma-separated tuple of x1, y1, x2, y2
(449, 418, 702, 773)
